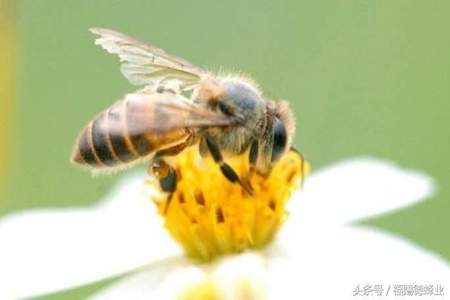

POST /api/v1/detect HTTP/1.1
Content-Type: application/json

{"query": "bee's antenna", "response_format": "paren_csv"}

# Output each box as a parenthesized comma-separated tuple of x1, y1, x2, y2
(290, 146, 306, 189)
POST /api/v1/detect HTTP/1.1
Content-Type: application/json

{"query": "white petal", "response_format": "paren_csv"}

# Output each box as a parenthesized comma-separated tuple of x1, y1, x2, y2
(269, 226, 450, 299)
(90, 252, 270, 300)
(148, 265, 207, 300)
(0, 173, 181, 299)
(89, 226, 450, 300)
(289, 157, 435, 224)
(88, 257, 194, 300)
(89, 260, 205, 300)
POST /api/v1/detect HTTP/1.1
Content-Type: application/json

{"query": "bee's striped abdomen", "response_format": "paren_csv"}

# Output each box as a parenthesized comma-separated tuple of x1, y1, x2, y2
(72, 99, 154, 170)
(91, 112, 118, 166)
(71, 95, 191, 171)
(124, 99, 153, 156)
(107, 100, 144, 163)
(72, 117, 122, 169)
(74, 125, 99, 167)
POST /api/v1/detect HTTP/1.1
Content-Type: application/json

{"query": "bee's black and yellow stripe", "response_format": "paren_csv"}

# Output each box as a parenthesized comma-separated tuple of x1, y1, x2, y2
(72, 98, 187, 170)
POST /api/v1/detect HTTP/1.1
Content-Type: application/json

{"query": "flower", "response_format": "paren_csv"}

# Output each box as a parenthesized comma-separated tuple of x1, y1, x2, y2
(148, 149, 308, 261)
(0, 156, 449, 299)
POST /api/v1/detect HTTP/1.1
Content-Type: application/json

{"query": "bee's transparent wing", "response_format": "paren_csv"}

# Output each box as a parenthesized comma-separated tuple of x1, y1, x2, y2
(107, 93, 233, 136)
(90, 28, 206, 90)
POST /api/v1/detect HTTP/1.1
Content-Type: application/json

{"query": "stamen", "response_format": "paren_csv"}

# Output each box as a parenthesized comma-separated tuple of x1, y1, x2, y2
(268, 199, 276, 212)
(286, 169, 297, 184)
(216, 206, 225, 223)
(149, 147, 310, 261)
(194, 189, 206, 206)
(178, 192, 185, 204)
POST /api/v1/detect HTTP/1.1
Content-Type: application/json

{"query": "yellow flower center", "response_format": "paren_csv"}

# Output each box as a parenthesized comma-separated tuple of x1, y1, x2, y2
(147, 148, 309, 261)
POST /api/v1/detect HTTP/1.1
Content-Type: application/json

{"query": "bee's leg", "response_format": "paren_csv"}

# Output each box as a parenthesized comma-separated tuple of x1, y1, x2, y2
(150, 157, 177, 214)
(151, 136, 199, 213)
(223, 140, 260, 196)
(238, 140, 259, 189)
(155, 135, 195, 158)
(149, 155, 178, 214)
(248, 140, 259, 173)
(150, 135, 196, 192)
(205, 136, 254, 196)
(151, 157, 177, 193)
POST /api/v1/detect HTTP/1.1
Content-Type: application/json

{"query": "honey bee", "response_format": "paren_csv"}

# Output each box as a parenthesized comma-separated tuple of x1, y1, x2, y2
(71, 28, 299, 195)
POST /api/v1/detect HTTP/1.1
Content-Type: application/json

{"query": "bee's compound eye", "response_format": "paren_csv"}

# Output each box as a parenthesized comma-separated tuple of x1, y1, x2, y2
(271, 117, 287, 162)
(218, 102, 234, 116)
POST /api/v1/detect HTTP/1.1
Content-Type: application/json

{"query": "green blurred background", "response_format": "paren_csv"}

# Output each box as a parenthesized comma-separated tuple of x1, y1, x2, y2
(1, 0, 449, 298)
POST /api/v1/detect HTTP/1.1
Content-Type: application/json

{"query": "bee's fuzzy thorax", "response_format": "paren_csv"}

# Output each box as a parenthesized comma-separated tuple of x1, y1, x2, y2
(216, 72, 263, 96)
